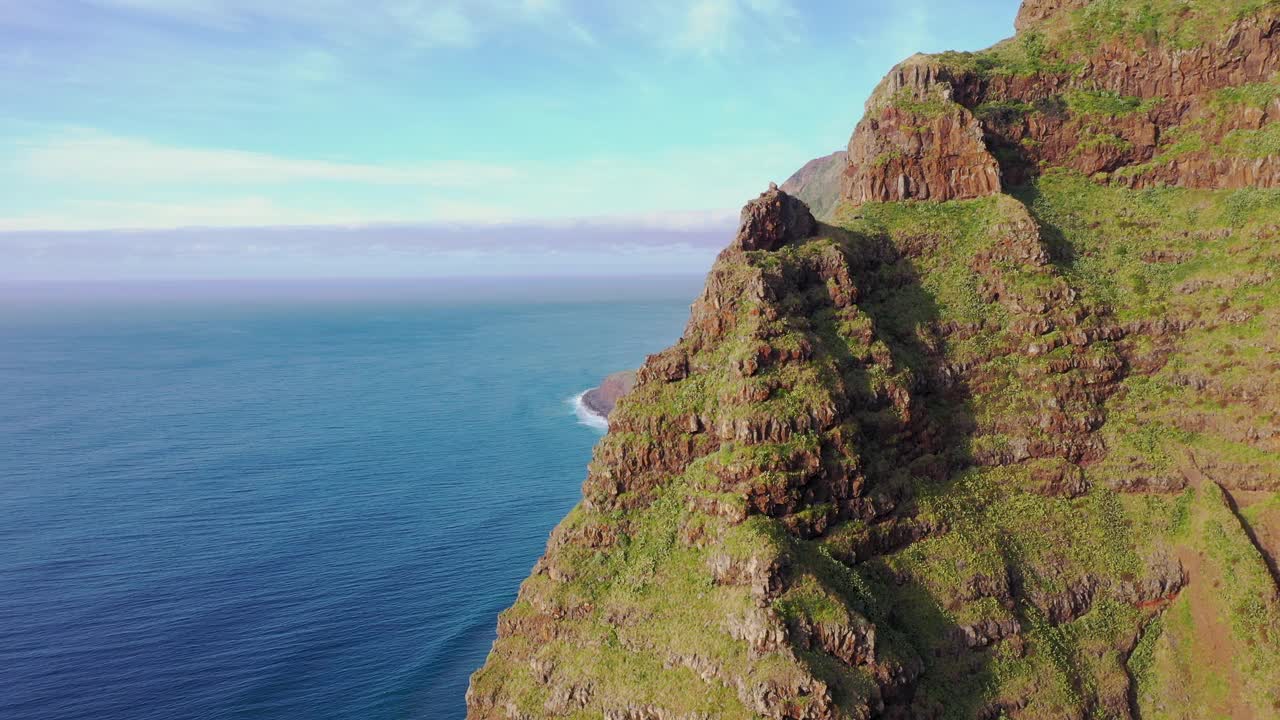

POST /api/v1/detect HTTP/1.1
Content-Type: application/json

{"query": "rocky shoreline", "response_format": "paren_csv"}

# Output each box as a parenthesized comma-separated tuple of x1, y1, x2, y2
(579, 370, 636, 421)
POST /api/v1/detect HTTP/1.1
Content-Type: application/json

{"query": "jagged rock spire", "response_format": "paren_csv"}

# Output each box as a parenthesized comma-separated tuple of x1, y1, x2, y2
(732, 185, 817, 252)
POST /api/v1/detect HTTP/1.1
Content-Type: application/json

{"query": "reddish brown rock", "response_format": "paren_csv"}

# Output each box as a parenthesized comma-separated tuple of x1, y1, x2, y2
(832, 5, 1280, 207)
(1013, 0, 1090, 31)
(731, 184, 818, 253)
(991, 12, 1279, 189)
(843, 60, 1003, 204)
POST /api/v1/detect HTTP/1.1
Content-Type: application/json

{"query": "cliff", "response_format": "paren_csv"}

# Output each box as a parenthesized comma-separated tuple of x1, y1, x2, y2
(781, 152, 847, 221)
(468, 1, 1280, 718)
(843, 0, 1280, 202)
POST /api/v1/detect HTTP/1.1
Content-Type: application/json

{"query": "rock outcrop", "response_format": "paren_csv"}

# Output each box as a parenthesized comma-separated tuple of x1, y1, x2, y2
(469, 2, 1280, 718)
(582, 370, 637, 420)
(840, 1, 1280, 203)
(844, 60, 1003, 203)
(731, 184, 818, 253)
(1013, 0, 1089, 31)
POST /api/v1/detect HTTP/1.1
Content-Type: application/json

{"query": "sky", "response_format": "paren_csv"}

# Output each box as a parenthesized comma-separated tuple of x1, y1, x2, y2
(1, 0, 1021, 280)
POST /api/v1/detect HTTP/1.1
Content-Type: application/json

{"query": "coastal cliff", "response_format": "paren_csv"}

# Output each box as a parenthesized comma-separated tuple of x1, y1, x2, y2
(469, 1, 1280, 717)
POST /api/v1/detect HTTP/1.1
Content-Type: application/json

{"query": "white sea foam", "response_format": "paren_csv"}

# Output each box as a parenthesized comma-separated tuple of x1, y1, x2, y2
(570, 390, 609, 433)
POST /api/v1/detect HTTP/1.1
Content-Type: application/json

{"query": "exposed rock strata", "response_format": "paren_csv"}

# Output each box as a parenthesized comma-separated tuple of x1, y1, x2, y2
(841, 5, 1280, 203)
(469, 2, 1280, 717)
(732, 185, 818, 253)
(844, 62, 1003, 203)
(781, 151, 847, 221)
(1013, 0, 1089, 31)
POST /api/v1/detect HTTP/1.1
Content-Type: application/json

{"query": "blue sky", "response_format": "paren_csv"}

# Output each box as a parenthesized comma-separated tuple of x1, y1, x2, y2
(1, 0, 1020, 279)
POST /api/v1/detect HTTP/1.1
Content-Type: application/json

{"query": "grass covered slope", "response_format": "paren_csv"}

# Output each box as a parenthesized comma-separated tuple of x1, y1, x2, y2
(468, 1, 1280, 717)
(468, 176, 1280, 719)
(831, 174, 1280, 718)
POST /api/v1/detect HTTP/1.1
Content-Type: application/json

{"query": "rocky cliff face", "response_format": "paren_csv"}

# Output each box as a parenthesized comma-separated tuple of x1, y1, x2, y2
(1013, 0, 1090, 31)
(843, 0, 1280, 203)
(845, 60, 1004, 204)
(468, 2, 1280, 718)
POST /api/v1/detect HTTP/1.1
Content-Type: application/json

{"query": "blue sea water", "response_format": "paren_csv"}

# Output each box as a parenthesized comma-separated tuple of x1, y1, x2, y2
(0, 278, 698, 720)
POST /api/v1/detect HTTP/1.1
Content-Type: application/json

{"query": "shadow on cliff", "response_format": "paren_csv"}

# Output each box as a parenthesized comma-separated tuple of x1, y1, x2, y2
(806, 221, 995, 718)
(1006, 184, 1077, 269)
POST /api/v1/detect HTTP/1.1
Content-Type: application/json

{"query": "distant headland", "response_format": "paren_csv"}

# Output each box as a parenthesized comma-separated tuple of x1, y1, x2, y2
(580, 370, 637, 421)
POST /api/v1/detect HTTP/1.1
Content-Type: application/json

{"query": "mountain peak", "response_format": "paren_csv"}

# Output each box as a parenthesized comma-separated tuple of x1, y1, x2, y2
(732, 185, 818, 253)
(834, 0, 1280, 205)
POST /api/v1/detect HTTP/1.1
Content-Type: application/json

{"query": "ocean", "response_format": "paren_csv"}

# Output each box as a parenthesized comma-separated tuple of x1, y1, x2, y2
(0, 278, 699, 720)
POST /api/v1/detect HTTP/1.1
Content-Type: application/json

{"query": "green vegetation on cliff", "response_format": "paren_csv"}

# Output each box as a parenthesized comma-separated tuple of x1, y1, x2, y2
(469, 1, 1280, 717)
(470, 171, 1280, 718)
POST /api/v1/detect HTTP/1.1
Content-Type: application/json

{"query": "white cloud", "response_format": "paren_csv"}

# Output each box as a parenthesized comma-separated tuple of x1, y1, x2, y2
(388, 5, 476, 49)
(0, 190, 744, 235)
(666, 0, 799, 56)
(1, 127, 802, 232)
(81, 0, 585, 49)
(422, 199, 522, 225)
(422, 204, 738, 231)
(0, 198, 740, 235)
(86, 0, 240, 27)
(14, 130, 519, 187)
(0, 197, 382, 232)
(77, 0, 803, 56)
(679, 0, 735, 55)
(545, 207, 739, 232)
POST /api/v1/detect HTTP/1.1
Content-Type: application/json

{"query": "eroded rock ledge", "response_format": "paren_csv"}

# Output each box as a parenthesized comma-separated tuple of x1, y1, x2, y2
(841, 2, 1280, 204)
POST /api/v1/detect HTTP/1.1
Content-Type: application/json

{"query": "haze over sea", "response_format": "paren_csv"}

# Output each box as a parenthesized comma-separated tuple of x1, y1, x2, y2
(0, 277, 699, 720)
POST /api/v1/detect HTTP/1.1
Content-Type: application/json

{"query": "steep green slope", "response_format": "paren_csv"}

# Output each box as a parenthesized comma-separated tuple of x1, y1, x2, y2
(468, 174, 1280, 719)
(468, 2, 1280, 718)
